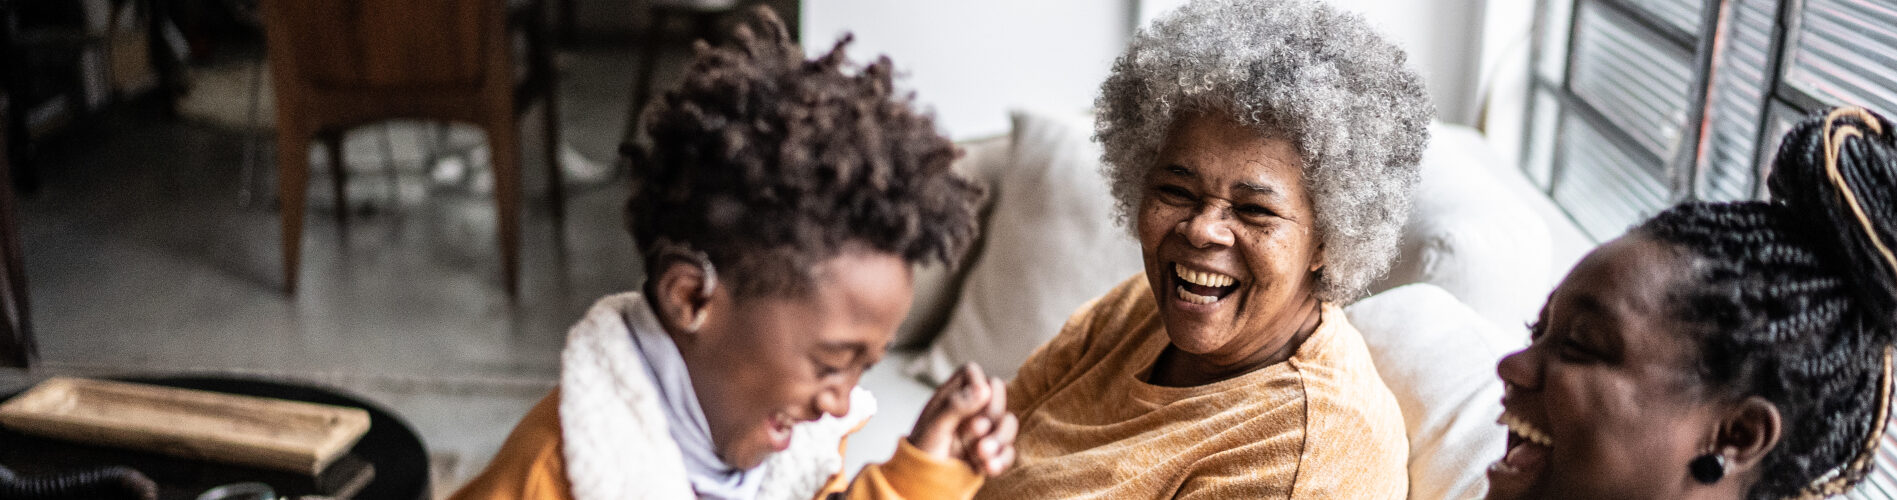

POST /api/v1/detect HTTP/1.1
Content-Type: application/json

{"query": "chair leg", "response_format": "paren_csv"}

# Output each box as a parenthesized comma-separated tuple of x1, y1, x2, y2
(619, 7, 665, 153)
(238, 58, 267, 207)
(543, 86, 564, 224)
(278, 127, 314, 293)
(486, 120, 523, 296)
(323, 132, 348, 230)
(529, 4, 564, 225)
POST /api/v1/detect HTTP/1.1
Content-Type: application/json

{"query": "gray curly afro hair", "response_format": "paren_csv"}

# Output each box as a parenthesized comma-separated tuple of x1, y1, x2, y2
(1095, 0, 1433, 302)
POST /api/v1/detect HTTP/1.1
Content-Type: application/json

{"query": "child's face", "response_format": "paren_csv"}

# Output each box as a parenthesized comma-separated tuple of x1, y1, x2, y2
(678, 249, 912, 469)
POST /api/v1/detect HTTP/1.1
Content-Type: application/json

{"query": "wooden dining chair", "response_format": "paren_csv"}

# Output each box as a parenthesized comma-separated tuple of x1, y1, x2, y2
(261, 0, 561, 295)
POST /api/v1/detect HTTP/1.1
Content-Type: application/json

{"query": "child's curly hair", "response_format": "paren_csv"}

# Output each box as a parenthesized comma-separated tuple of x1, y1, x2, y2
(626, 6, 983, 297)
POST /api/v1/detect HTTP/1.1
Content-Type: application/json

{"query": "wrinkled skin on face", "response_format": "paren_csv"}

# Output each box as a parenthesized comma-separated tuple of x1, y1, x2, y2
(1136, 111, 1326, 387)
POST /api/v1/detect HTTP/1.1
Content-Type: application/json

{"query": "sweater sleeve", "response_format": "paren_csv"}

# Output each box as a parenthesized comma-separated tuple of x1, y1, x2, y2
(814, 439, 983, 500)
(448, 390, 576, 500)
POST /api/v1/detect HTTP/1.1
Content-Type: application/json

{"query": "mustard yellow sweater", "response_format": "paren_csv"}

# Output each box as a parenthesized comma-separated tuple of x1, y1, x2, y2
(976, 276, 1408, 499)
(449, 390, 982, 500)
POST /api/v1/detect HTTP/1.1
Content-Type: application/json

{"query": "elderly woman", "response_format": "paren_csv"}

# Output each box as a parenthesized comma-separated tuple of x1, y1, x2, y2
(1486, 108, 1897, 500)
(974, 0, 1432, 498)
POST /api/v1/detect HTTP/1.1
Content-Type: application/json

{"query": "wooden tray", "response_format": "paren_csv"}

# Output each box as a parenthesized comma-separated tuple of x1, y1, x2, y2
(0, 377, 371, 475)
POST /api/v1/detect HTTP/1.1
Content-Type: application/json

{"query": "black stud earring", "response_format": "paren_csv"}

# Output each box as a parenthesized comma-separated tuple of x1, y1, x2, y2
(1690, 453, 1727, 484)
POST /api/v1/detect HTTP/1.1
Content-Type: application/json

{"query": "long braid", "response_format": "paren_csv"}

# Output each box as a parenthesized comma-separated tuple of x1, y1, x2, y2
(1636, 107, 1897, 500)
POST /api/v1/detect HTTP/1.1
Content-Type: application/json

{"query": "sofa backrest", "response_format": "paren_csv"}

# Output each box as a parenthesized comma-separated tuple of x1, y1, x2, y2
(892, 134, 1013, 349)
(1366, 124, 1554, 327)
(1348, 283, 1518, 500)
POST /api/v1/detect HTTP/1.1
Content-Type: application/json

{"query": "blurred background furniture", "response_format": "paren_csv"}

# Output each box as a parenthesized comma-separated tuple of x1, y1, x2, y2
(0, 91, 28, 369)
(3, 0, 189, 192)
(617, 0, 736, 157)
(260, 0, 561, 295)
(0, 375, 430, 500)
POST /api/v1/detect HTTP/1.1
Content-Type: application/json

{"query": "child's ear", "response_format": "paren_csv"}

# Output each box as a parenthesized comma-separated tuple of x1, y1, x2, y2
(651, 258, 716, 337)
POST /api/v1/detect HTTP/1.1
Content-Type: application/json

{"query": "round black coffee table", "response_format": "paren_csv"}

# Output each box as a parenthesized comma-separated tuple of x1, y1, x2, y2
(0, 375, 430, 500)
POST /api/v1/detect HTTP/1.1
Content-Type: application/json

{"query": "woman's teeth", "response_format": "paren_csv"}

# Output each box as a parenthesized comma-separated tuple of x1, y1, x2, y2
(1490, 412, 1555, 479)
(1177, 286, 1218, 304)
(1499, 413, 1554, 446)
(1175, 265, 1235, 287)
(1173, 264, 1237, 305)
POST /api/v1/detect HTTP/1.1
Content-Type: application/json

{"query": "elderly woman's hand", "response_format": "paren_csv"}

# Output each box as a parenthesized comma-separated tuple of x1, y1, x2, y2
(908, 363, 1018, 476)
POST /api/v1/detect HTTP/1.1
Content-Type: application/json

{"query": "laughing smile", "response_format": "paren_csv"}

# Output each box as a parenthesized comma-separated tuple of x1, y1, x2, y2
(1491, 411, 1554, 477)
(1173, 263, 1241, 305)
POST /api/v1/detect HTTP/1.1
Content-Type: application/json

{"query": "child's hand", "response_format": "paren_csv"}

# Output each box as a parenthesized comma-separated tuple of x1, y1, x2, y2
(907, 363, 1019, 476)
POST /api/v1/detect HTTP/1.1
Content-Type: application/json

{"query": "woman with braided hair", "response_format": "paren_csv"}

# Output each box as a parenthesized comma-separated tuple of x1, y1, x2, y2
(451, 7, 1012, 500)
(1486, 106, 1897, 500)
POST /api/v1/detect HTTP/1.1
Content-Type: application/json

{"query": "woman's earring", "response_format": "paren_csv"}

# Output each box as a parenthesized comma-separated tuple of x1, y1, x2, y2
(1690, 453, 1727, 484)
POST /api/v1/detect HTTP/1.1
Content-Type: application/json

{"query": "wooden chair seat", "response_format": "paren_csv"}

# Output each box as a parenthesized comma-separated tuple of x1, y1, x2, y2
(261, 0, 561, 295)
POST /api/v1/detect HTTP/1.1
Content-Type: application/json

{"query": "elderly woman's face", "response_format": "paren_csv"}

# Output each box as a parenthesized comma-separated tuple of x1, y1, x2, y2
(1136, 112, 1323, 364)
(1487, 234, 1727, 499)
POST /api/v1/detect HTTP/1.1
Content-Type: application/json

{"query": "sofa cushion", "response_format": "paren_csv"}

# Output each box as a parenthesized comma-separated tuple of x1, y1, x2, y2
(1367, 124, 1551, 327)
(1346, 283, 1524, 500)
(893, 135, 1013, 349)
(906, 108, 1144, 383)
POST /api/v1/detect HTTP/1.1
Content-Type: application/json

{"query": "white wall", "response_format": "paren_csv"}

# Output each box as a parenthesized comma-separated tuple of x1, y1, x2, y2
(1139, 0, 1490, 126)
(803, 0, 1494, 138)
(800, 0, 1134, 140)
(1336, 0, 1486, 126)
(1476, 0, 1538, 168)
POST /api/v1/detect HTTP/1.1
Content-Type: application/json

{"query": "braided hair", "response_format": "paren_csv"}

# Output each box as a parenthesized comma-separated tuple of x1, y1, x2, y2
(625, 7, 984, 297)
(1636, 108, 1897, 500)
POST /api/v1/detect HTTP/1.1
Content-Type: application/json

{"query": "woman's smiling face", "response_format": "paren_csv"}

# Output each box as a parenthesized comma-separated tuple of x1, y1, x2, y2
(1135, 111, 1324, 369)
(1487, 234, 1727, 499)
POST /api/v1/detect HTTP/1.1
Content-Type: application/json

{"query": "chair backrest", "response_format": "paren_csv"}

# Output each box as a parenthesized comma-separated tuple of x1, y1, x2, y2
(263, 0, 502, 90)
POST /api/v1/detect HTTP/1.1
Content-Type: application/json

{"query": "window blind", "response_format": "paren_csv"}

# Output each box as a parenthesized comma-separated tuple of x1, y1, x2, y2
(1783, 0, 1897, 118)
(1569, 1, 1695, 162)
(1640, 0, 1708, 36)
(1696, 0, 1780, 202)
(1551, 113, 1671, 240)
(1548, 0, 1693, 241)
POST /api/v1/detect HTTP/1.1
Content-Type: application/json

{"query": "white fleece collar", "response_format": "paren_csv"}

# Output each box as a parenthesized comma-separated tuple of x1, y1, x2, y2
(558, 292, 877, 500)
(625, 295, 764, 499)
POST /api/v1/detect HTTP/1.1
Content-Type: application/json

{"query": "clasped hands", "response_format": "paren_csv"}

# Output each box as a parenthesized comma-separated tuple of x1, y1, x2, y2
(907, 363, 1018, 477)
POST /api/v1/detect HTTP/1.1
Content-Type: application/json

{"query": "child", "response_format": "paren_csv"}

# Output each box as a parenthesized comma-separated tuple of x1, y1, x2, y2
(450, 7, 1013, 500)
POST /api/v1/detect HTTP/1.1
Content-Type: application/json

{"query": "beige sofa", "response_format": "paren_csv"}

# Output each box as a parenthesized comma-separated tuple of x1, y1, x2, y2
(843, 109, 1592, 500)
